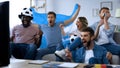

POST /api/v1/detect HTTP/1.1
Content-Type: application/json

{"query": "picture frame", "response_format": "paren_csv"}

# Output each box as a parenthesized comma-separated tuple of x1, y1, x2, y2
(30, 0, 46, 13)
(115, 25, 120, 32)
(92, 8, 99, 17)
(100, 1, 113, 10)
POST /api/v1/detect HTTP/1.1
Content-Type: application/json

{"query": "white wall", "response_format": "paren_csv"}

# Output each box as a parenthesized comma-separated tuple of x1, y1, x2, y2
(0, 0, 9, 2)
(46, 0, 120, 25)
(10, 0, 120, 32)
(45, 0, 120, 33)
(10, 0, 30, 29)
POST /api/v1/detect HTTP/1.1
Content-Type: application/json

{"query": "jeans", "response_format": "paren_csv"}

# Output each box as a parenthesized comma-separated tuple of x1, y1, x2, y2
(10, 42, 37, 60)
(35, 46, 57, 60)
(101, 43, 120, 57)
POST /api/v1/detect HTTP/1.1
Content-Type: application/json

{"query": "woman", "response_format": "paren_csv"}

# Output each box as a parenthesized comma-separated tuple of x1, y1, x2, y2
(55, 17, 88, 62)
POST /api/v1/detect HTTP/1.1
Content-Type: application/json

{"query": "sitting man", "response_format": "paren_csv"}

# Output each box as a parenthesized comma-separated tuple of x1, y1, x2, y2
(35, 4, 80, 60)
(10, 8, 43, 59)
(66, 27, 109, 64)
(55, 15, 112, 63)
(90, 7, 120, 64)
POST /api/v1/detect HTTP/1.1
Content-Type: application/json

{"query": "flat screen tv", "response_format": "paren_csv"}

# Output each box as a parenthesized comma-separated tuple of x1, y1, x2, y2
(0, 1, 10, 66)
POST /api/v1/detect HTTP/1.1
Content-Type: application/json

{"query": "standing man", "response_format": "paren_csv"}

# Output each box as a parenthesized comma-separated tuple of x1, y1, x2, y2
(10, 8, 43, 59)
(35, 4, 80, 60)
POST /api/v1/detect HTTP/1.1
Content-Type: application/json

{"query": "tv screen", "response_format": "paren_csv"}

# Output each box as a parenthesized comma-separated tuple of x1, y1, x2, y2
(0, 1, 10, 66)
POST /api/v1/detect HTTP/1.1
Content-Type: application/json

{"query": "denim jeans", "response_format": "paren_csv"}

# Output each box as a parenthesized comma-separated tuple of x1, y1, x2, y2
(101, 43, 120, 57)
(35, 46, 57, 60)
(10, 42, 37, 60)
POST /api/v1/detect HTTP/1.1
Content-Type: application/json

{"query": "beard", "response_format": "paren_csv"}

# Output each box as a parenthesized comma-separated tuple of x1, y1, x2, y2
(86, 41, 91, 48)
(22, 20, 31, 28)
(22, 23, 30, 28)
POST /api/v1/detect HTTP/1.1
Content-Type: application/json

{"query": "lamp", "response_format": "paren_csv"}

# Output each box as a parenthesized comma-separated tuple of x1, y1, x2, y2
(115, 8, 120, 32)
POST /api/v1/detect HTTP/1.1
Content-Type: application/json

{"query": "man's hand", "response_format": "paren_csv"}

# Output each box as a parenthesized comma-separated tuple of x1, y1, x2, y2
(98, 20, 104, 27)
(104, 13, 110, 22)
(103, 13, 110, 29)
(77, 3, 81, 10)
(106, 52, 112, 64)
(65, 48, 72, 60)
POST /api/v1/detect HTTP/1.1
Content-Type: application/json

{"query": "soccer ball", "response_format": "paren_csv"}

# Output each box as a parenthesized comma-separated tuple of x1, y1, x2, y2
(18, 8, 33, 19)
(69, 34, 78, 43)
(21, 8, 33, 17)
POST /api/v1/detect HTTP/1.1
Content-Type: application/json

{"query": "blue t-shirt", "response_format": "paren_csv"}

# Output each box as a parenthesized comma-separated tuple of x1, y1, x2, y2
(39, 22, 64, 47)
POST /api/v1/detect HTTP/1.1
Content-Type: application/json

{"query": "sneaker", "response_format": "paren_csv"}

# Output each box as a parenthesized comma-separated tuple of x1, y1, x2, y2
(55, 49, 67, 61)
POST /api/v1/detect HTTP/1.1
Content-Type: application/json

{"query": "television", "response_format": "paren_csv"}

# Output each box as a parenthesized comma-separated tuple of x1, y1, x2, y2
(0, 1, 10, 66)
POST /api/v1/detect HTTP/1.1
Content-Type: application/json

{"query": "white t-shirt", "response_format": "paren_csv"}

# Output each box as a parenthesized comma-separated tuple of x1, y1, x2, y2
(95, 25, 109, 45)
(71, 29, 81, 37)
(84, 50, 94, 64)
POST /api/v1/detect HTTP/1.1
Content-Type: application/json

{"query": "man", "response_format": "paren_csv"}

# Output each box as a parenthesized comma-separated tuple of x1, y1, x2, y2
(64, 7, 113, 63)
(90, 7, 120, 63)
(55, 15, 112, 61)
(35, 4, 80, 60)
(66, 27, 109, 64)
(10, 8, 43, 59)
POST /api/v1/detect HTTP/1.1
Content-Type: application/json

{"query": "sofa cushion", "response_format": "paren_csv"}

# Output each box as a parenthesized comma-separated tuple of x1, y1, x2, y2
(113, 32, 120, 44)
(42, 54, 56, 61)
(112, 55, 120, 65)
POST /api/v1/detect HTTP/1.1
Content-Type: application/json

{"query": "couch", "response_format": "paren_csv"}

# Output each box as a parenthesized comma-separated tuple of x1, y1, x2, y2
(112, 32, 120, 64)
(42, 32, 120, 64)
(42, 54, 56, 61)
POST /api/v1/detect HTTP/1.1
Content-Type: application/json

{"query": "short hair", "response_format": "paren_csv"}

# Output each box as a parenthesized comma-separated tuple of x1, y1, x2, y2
(47, 11, 56, 18)
(81, 27, 94, 36)
(78, 17, 88, 27)
(99, 7, 109, 13)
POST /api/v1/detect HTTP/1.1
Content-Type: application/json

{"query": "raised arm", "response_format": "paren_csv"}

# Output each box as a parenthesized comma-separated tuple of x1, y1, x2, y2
(59, 24, 66, 36)
(92, 21, 103, 40)
(64, 4, 80, 26)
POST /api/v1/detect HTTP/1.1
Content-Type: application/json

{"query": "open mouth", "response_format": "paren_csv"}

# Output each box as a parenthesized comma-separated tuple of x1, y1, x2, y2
(82, 40, 86, 43)
(77, 25, 79, 28)
(49, 21, 52, 23)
